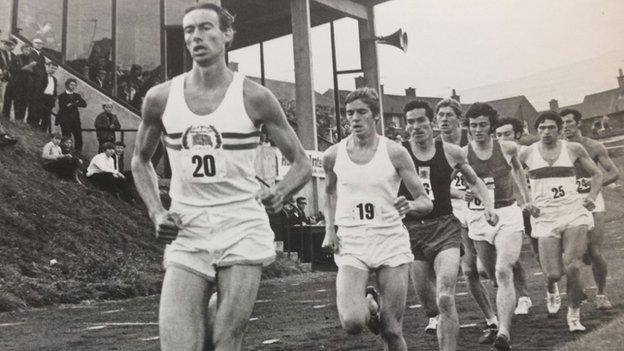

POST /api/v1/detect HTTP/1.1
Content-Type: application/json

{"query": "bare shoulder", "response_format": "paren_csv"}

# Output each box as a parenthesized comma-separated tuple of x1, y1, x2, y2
(499, 139, 518, 155)
(142, 80, 172, 119)
(567, 140, 589, 158)
(243, 77, 281, 125)
(581, 137, 607, 157)
(386, 138, 412, 167)
(322, 143, 339, 170)
(441, 141, 464, 159)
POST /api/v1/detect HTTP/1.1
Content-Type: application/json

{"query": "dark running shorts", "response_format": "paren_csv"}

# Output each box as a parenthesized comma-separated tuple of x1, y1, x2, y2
(405, 214, 462, 262)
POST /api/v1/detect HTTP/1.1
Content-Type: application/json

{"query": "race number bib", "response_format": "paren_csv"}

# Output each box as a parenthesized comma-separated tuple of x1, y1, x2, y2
(576, 177, 591, 194)
(181, 148, 227, 183)
(452, 171, 467, 191)
(417, 166, 435, 201)
(468, 177, 494, 210)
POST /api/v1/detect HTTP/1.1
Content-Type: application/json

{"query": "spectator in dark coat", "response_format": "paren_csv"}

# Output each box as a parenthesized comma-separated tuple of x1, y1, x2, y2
(94, 102, 120, 151)
(13, 45, 35, 122)
(56, 78, 87, 151)
(40, 61, 58, 133)
(1, 37, 18, 119)
(26, 38, 47, 127)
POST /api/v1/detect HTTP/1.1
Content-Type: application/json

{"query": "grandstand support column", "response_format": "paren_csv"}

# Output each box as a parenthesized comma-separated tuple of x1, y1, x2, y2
(4, 0, 15, 40)
(358, 5, 384, 135)
(290, 0, 320, 214)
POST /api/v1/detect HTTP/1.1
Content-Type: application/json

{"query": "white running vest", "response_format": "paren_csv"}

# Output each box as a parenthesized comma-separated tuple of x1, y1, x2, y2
(334, 136, 403, 228)
(524, 140, 580, 211)
(161, 72, 261, 207)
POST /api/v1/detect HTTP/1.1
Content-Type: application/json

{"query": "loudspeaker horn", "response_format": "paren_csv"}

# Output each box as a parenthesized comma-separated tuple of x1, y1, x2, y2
(376, 28, 408, 53)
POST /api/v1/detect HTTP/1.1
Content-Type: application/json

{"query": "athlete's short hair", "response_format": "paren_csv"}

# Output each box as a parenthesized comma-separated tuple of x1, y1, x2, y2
(465, 102, 498, 133)
(345, 87, 380, 117)
(496, 117, 524, 139)
(559, 108, 582, 124)
(534, 111, 563, 130)
(184, 3, 235, 33)
(403, 100, 434, 122)
(435, 98, 462, 117)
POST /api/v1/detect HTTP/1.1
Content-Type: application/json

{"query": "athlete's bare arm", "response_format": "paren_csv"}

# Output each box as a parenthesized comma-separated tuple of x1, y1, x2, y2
(132, 82, 181, 242)
(244, 79, 312, 213)
(448, 148, 468, 200)
(445, 143, 499, 226)
(321, 146, 339, 252)
(387, 141, 433, 216)
(586, 138, 621, 186)
(500, 140, 537, 216)
(569, 141, 603, 208)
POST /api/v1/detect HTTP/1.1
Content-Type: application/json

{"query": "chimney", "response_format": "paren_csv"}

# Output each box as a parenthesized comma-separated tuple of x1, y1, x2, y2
(354, 76, 365, 89)
(227, 61, 239, 72)
(451, 89, 460, 102)
(549, 99, 559, 111)
(618, 68, 624, 89)
(405, 87, 416, 97)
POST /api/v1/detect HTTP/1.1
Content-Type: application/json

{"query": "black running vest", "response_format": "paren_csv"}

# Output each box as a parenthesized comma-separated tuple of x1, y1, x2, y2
(399, 138, 454, 220)
(467, 140, 515, 207)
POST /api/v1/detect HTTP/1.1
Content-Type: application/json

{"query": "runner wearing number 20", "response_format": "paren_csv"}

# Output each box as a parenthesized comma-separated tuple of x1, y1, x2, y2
(399, 100, 497, 351)
(322, 88, 432, 351)
(518, 111, 603, 333)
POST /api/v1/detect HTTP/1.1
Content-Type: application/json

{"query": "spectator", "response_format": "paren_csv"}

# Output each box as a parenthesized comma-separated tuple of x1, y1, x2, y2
(113, 141, 133, 184)
(56, 78, 87, 151)
(94, 102, 120, 151)
(289, 196, 316, 225)
(26, 38, 47, 128)
(94, 68, 111, 91)
(0, 121, 17, 146)
(40, 61, 58, 133)
(1, 36, 18, 119)
(41, 132, 81, 180)
(13, 45, 34, 122)
(86, 141, 133, 202)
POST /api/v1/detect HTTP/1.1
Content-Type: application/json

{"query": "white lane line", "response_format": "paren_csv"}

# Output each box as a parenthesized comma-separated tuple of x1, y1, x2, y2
(84, 326, 107, 331)
(533, 272, 544, 276)
(256, 299, 272, 303)
(460, 323, 477, 328)
(262, 339, 280, 344)
(140, 336, 159, 341)
(456, 292, 468, 296)
(0, 322, 26, 327)
(408, 304, 422, 309)
(101, 309, 123, 314)
(313, 305, 327, 309)
(316, 289, 328, 292)
(249, 317, 259, 321)
(86, 322, 158, 326)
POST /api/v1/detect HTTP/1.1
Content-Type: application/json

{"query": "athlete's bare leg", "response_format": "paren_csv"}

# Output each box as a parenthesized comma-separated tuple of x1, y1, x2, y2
(475, 231, 522, 338)
(538, 237, 564, 290)
(411, 260, 439, 318)
(212, 265, 263, 351)
(336, 265, 373, 334)
(588, 212, 608, 295)
(159, 266, 215, 351)
(460, 229, 496, 321)
(377, 263, 410, 351)
(433, 248, 461, 351)
(561, 225, 589, 309)
(513, 261, 530, 298)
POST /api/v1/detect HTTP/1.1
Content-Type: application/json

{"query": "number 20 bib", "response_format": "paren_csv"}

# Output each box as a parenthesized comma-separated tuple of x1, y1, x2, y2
(181, 148, 227, 183)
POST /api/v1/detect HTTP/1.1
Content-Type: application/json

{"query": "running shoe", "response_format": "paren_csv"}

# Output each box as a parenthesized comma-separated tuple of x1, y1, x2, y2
(365, 286, 381, 335)
(567, 307, 586, 332)
(492, 333, 511, 350)
(514, 296, 532, 315)
(478, 323, 498, 344)
(424, 316, 438, 334)
(596, 294, 613, 310)
(546, 291, 561, 315)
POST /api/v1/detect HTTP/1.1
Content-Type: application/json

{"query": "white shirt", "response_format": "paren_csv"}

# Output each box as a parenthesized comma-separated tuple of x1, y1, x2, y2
(86, 152, 117, 177)
(41, 141, 62, 160)
(43, 75, 55, 96)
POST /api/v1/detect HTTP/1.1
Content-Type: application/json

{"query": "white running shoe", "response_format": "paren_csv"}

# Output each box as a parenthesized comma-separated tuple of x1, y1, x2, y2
(567, 307, 586, 332)
(595, 294, 613, 310)
(425, 316, 438, 334)
(514, 296, 532, 315)
(546, 291, 561, 315)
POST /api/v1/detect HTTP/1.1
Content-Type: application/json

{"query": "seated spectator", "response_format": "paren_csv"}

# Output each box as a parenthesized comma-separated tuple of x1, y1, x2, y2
(0, 121, 17, 146)
(113, 141, 133, 184)
(94, 102, 120, 151)
(288, 196, 316, 226)
(41, 132, 81, 180)
(86, 141, 133, 202)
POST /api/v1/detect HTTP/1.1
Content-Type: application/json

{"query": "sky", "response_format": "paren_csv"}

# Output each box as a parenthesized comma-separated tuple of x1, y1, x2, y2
(228, 0, 624, 111)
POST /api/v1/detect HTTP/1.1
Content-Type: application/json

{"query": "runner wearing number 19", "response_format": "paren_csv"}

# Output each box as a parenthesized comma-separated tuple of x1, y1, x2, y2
(399, 100, 498, 351)
(518, 111, 603, 333)
(321, 88, 432, 351)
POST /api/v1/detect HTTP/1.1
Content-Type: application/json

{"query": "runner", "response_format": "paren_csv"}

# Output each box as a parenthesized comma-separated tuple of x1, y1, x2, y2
(495, 117, 538, 315)
(131, 4, 312, 350)
(434, 98, 499, 341)
(321, 88, 433, 351)
(464, 103, 537, 350)
(561, 108, 621, 310)
(518, 111, 603, 332)
(400, 100, 498, 351)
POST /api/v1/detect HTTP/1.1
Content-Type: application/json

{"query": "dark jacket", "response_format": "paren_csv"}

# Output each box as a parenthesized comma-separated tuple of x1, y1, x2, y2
(0, 49, 17, 82)
(56, 92, 87, 128)
(94, 111, 121, 142)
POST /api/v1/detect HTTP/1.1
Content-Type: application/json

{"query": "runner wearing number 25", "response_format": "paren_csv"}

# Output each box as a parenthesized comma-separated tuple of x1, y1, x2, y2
(399, 100, 498, 351)
(131, 3, 312, 350)
(518, 111, 603, 333)
(322, 88, 432, 351)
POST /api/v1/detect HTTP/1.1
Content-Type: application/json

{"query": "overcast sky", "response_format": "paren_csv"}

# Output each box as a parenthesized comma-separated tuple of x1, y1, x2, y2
(229, 0, 624, 110)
